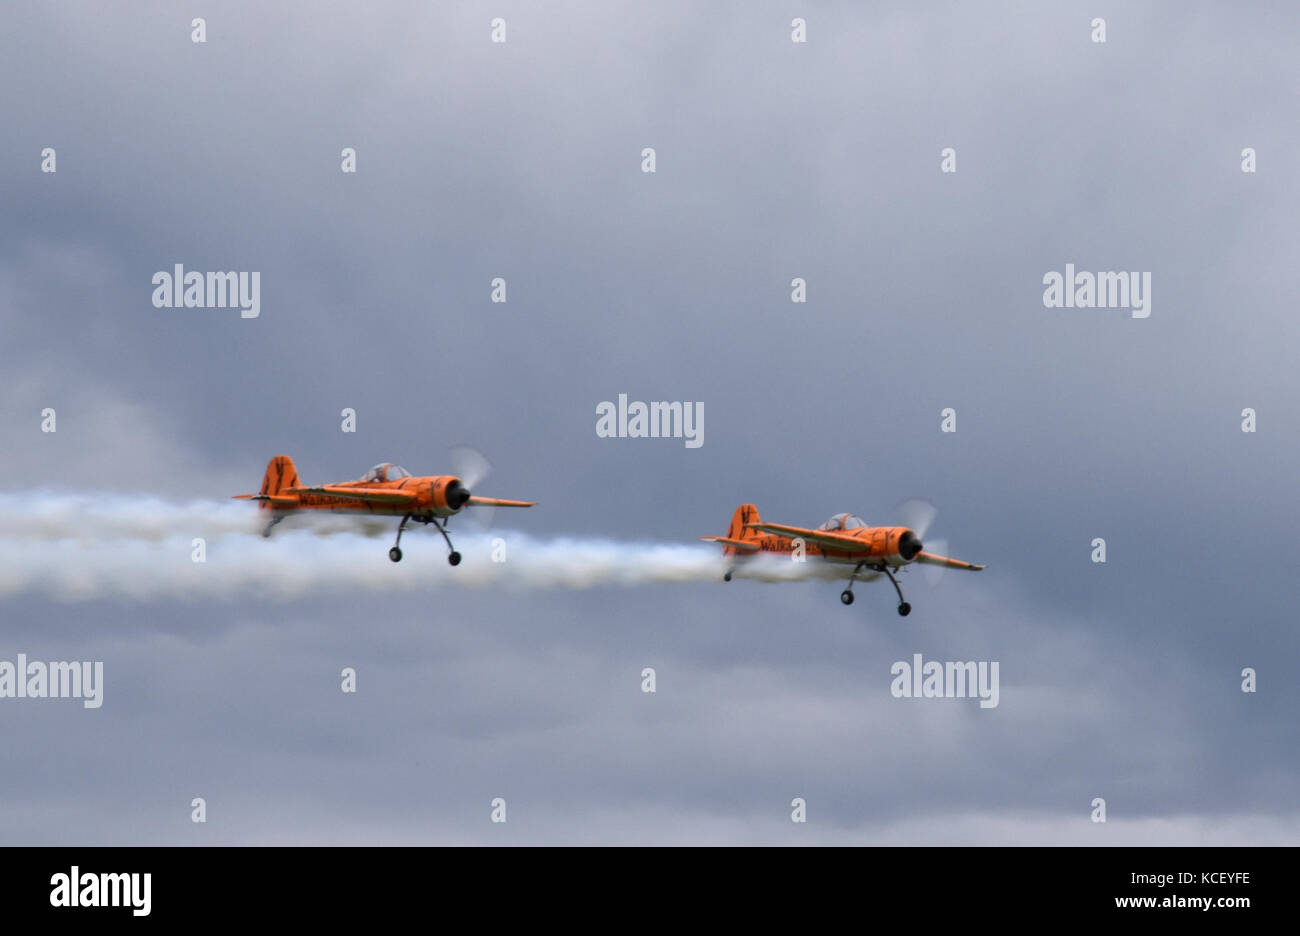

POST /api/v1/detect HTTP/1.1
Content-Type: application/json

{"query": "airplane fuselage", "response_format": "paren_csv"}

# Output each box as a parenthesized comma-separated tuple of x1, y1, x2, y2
(284, 476, 466, 519)
(742, 530, 915, 568)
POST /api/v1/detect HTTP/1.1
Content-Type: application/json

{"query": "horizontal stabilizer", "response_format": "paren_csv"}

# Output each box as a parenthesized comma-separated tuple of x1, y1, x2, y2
(699, 535, 760, 552)
(232, 494, 298, 507)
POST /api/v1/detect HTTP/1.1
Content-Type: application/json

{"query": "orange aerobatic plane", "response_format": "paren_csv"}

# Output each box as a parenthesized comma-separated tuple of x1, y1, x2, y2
(702, 503, 984, 616)
(235, 455, 534, 565)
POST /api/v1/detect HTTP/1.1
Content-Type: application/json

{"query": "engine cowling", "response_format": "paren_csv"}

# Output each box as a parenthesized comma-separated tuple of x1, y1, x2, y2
(893, 528, 923, 561)
(430, 476, 472, 511)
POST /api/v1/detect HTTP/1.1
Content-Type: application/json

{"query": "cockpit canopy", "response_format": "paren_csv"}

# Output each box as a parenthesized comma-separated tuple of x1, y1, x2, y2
(362, 462, 411, 482)
(818, 512, 867, 531)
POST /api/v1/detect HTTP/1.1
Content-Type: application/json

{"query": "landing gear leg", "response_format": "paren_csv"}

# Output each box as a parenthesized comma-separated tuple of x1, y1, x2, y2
(840, 561, 868, 606)
(389, 514, 411, 562)
(877, 564, 911, 616)
(432, 518, 461, 566)
(262, 514, 285, 538)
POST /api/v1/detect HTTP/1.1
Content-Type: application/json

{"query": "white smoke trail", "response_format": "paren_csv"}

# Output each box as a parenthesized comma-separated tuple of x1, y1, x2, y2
(0, 492, 389, 542)
(0, 492, 832, 602)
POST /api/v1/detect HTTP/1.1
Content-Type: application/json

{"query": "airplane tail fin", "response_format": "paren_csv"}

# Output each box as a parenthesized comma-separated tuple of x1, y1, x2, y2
(726, 504, 760, 543)
(260, 455, 301, 499)
(233, 455, 301, 510)
(699, 503, 762, 556)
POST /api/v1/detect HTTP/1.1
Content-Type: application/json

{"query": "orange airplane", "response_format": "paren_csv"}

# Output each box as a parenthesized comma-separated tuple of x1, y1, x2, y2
(701, 503, 984, 616)
(234, 455, 534, 565)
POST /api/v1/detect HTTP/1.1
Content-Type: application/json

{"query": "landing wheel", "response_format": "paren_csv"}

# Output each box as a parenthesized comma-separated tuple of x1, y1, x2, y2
(448, 551, 462, 567)
(840, 589, 855, 606)
(897, 602, 911, 617)
(723, 571, 733, 582)
(388, 547, 403, 563)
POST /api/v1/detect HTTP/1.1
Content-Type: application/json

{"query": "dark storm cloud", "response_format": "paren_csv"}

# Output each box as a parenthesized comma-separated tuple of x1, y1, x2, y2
(0, 1, 1296, 842)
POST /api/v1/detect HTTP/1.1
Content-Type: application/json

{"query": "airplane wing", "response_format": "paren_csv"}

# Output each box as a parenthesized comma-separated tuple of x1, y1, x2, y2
(285, 485, 420, 504)
(744, 521, 871, 552)
(466, 496, 535, 508)
(913, 552, 985, 571)
(699, 535, 761, 552)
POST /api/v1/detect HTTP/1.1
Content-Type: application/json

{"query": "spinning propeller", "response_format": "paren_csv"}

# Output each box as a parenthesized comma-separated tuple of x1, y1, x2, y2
(897, 498, 954, 586)
(449, 444, 499, 529)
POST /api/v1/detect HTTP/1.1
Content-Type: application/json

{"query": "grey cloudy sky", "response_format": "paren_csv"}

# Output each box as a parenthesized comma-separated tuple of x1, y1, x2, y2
(1, 1, 1297, 844)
